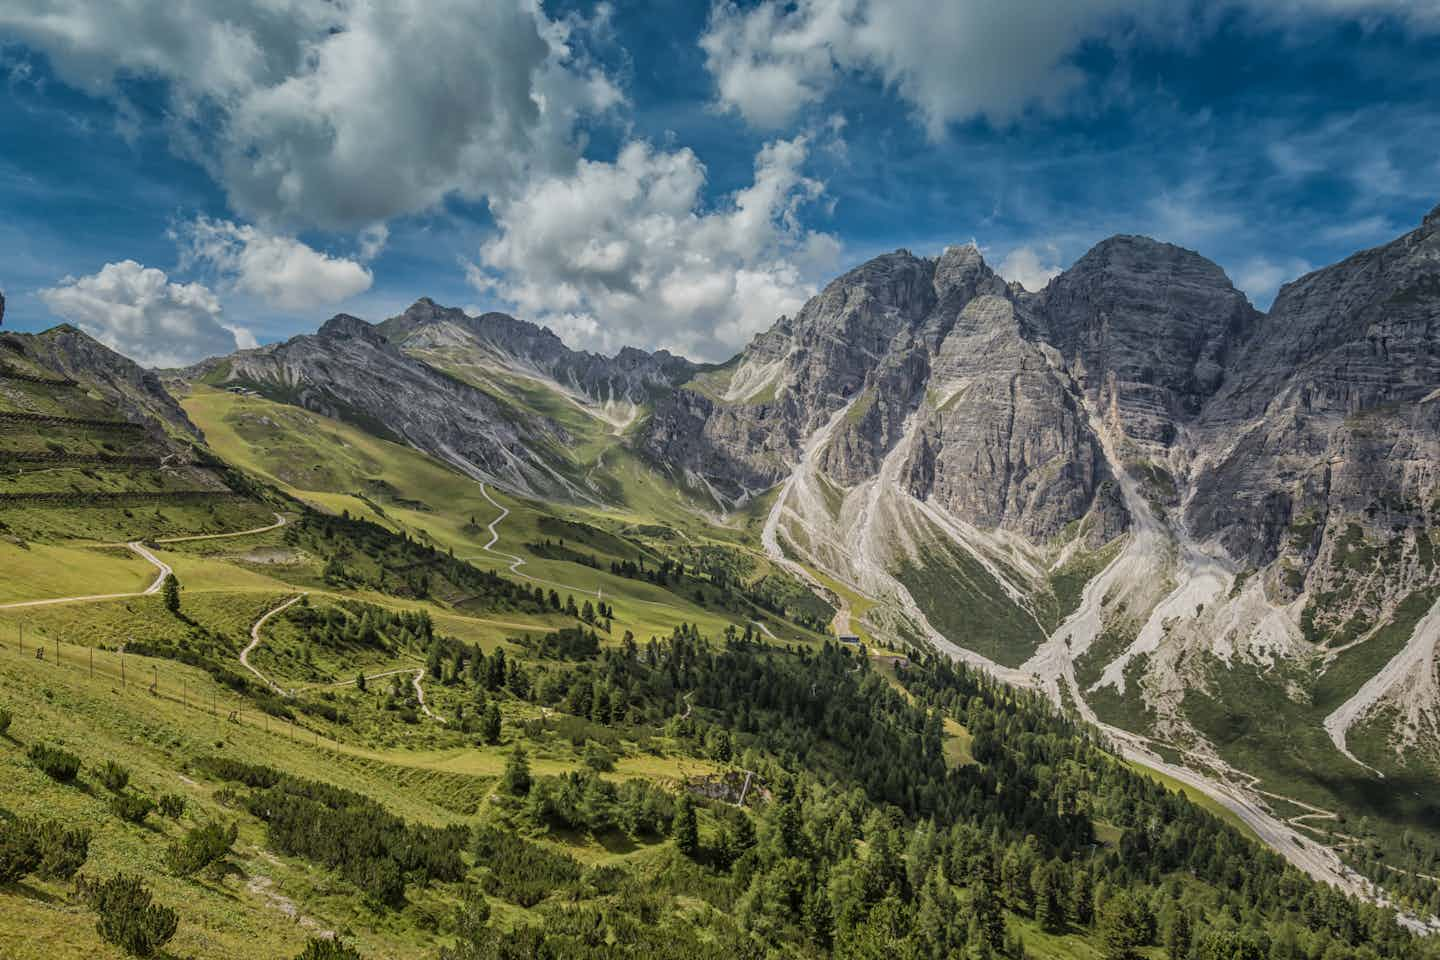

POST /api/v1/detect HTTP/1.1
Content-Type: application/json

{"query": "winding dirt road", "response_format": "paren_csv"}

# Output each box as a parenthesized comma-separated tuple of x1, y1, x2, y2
(240, 593, 306, 696)
(412, 668, 445, 723)
(0, 513, 286, 610)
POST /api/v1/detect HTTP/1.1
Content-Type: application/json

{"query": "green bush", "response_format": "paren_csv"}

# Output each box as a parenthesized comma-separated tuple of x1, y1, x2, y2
(582, 742, 615, 772)
(0, 818, 42, 884)
(99, 760, 131, 793)
(78, 873, 179, 957)
(109, 793, 156, 825)
(157, 793, 186, 820)
(296, 935, 363, 959)
(32, 820, 91, 880)
(0, 817, 91, 884)
(0, 706, 11, 736)
(166, 821, 237, 877)
(28, 743, 80, 782)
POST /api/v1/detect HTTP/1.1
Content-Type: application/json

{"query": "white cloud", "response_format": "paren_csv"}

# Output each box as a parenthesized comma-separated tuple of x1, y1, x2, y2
(0, 0, 622, 231)
(174, 217, 372, 311)
(998, 244, 1063, 292)
(700, 0, 1438, 137)
(39, 260, 249, 367)
(474, 136, 839, 361)
(1233, 255, 1313, 307)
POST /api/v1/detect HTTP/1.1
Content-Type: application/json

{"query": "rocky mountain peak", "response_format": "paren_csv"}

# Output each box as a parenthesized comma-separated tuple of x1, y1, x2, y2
(318, 313, 386, 344)
(1426, 200, 1440, 228)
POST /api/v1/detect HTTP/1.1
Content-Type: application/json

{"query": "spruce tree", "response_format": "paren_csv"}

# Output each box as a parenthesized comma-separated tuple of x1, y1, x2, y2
(673, 793, 699, 858)
(501, 744, 530, 796)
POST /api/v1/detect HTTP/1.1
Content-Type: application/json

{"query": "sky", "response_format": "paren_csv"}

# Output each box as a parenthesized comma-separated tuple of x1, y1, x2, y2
(1, 1, 1438, 367)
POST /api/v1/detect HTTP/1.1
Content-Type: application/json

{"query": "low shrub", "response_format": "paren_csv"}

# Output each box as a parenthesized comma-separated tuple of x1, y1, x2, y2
(0, 819, 41, 884)
(77, 873, 178, 957)
(0, 706, 11, 736)
(99, 760, 131, 793)
(28, 743, 80, 782)
(0, 817, 91, 884)
(32, 820, 91, 880)
(156, 793, 186, 820)
(296, 935, 363, 959)
(109, 793, 156, 825)
(166, 821, 237, 877)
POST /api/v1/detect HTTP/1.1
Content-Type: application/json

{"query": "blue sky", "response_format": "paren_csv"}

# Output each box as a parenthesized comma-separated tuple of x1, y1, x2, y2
(1, 1, 1438, 366)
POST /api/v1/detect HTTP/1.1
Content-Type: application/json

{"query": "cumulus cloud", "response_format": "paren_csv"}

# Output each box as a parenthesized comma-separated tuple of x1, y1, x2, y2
(0, 0, 621, 231)
(700, 0, 1438, 136)
(997, 244, 1063, 292)
(174, 217, 372, 311)
(39, 260, 251, 367)
(474, 136, 839, 361)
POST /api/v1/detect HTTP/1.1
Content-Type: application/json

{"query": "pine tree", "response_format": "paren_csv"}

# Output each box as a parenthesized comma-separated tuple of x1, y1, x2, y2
(481, 704, 502, 745)
(1034, 862, 1066, 932)
(162, 575, 181, 615)
(673, 793, 699, 858)
(1166, 911, 1192, 960)
(501, 744, 531, 797)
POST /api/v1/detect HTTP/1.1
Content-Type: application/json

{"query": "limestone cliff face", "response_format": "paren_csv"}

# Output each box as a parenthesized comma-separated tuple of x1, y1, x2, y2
(644, 242, 1140, 542)
(1035, 236, 1258, 451)
(24, 324, 199, 437)
(644, 205, 1439, 574)
(905, 294, 1125, 544)
(1190, 206, 1440, 570)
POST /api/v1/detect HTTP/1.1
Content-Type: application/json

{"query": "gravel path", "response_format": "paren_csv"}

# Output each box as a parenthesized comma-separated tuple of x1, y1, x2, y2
(240, 593, 306, 696)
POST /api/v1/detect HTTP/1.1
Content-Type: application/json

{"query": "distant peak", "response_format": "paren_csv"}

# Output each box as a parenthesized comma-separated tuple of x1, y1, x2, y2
(318, 313, 384, 343)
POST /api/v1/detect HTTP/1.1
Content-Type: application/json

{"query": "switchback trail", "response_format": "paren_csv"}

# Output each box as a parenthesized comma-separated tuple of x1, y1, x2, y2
(466, 482, 779, 624)
(412, 668, 445, 723)
(240, 593, 306, 696)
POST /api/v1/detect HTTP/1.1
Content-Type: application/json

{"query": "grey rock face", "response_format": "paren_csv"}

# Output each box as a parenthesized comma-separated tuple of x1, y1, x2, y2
(646, 204, 1438, 572)
(1190, 207, 1440, 565)
(26, 324, 199, 437)
(646, 242, 1136, 542)
(189, 314, 584, 499)
(378, 298, 695, 406)
(905, 295, 1124, 544)
(1035, 236, 1258, 450)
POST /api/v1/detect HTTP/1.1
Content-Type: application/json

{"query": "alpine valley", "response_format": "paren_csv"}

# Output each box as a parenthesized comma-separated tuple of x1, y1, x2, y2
(3, 204, 1440, 960)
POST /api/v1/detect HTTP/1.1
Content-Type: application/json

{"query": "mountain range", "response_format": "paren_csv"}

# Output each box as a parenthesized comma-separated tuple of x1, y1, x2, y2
(18, 199, 1439, 909)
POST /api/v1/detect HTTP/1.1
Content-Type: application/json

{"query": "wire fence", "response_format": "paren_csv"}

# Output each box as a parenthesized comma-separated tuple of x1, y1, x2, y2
(4, 622, 351, 754)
